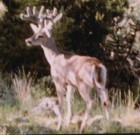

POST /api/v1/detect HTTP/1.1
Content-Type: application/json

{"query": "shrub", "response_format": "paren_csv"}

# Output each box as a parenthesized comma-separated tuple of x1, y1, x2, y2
(12, 69, 34, 107)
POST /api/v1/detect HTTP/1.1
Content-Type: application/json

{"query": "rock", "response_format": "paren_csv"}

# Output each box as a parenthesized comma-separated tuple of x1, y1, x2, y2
(32, 97, 60, 116)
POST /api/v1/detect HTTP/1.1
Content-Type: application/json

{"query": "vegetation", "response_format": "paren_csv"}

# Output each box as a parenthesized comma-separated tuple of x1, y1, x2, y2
(0, 71, 140, 134)
(0, 0, 140, 133)
(102, 0, 140, 91)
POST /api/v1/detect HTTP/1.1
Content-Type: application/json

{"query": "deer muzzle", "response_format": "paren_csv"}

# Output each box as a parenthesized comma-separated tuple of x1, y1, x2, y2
(25, 39, 32, 46)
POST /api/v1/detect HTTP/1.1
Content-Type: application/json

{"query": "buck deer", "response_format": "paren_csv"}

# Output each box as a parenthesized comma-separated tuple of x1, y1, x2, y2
(20, 6, 110, 133)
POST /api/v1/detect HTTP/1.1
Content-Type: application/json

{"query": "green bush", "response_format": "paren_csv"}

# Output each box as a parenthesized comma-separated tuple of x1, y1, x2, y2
(32, 76, 56, 99)
(0, 72, 17, 106)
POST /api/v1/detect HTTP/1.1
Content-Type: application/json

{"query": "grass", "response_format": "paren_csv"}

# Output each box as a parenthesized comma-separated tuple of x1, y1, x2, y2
(12, 70, 34, 108)
(0, 71, 140, 134)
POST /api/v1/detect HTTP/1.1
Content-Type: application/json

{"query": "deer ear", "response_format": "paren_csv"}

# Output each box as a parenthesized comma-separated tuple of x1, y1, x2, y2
(30, 23, 38, 33)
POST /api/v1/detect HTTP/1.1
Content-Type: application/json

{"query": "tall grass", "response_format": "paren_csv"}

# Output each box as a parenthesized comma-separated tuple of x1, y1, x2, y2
(0, 72, 16, 106)
(12, 70, 35, 108)
(100, 89, 140, 133)
(0, 71, 140, 133)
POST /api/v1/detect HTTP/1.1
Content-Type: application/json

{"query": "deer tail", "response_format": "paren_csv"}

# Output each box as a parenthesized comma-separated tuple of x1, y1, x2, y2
(93, 64, 107, 89)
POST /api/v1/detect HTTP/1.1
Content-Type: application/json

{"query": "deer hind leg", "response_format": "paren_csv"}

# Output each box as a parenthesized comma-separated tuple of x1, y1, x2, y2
(96, 87, 110, 121)
(78, 83, 92, 133)
(66, 85, 72, 126)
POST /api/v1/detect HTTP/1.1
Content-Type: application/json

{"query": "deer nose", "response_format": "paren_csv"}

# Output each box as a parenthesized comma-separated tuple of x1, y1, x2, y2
(25, 39, 32, 46)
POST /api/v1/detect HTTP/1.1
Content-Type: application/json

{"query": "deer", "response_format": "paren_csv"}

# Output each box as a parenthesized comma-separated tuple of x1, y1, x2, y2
(20, 6, 110, 133)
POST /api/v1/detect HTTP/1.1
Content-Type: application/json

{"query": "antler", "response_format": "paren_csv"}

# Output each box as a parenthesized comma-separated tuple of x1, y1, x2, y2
(20, 6, 63, 27)
(43, 7, 63, 30)
(44, 7, 63, 23)
(20, 6, 45, 25)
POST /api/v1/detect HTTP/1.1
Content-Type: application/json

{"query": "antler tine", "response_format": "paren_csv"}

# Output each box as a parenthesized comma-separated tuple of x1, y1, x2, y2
(51, 7, 63, 23)
(20, 6, 39, 23)
(46, 7, 57, 19)
(43, 7, 62, 23)
(20, 6, 30, 20)
(26, 6, 32, 16)
(46, 9, 53, 19)
(52, 7, 57, 17)
(38, 6, 45, 19)
(32, 6, 37, 16)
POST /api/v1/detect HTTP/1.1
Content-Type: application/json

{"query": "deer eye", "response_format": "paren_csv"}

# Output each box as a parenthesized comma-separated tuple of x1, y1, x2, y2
(38, 35, 44, 38)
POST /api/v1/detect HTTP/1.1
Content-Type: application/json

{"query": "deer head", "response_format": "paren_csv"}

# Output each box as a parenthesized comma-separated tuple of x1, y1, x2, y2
(20, 6, 63, 46)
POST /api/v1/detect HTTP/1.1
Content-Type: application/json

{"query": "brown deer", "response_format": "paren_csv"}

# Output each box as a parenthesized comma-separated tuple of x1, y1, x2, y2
(20, 6, 110, 133)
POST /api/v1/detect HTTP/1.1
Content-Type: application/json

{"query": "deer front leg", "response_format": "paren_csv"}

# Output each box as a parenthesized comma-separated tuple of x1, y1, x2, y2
(66, 85, 72, 126)
(53, 80, 64, 130)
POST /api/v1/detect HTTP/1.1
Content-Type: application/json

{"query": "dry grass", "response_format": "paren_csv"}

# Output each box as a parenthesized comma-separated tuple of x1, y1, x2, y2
(111, 90, 140, 130)
(12, 70, 34, 107)
(0, 72, 140, 134)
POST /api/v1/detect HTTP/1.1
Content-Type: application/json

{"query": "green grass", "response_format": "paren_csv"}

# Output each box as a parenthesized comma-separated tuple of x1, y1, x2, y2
(0, 72, 140, 134)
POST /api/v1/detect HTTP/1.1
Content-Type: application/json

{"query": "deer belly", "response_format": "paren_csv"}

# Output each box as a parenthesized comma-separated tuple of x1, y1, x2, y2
(66, 71, 77, 86)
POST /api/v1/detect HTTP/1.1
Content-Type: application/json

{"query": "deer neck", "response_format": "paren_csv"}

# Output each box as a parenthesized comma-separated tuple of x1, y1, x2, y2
(41, 37, 60, 65)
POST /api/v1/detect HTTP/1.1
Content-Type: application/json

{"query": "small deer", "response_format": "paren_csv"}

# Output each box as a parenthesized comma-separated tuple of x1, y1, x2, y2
(20, 6, 110, 133)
